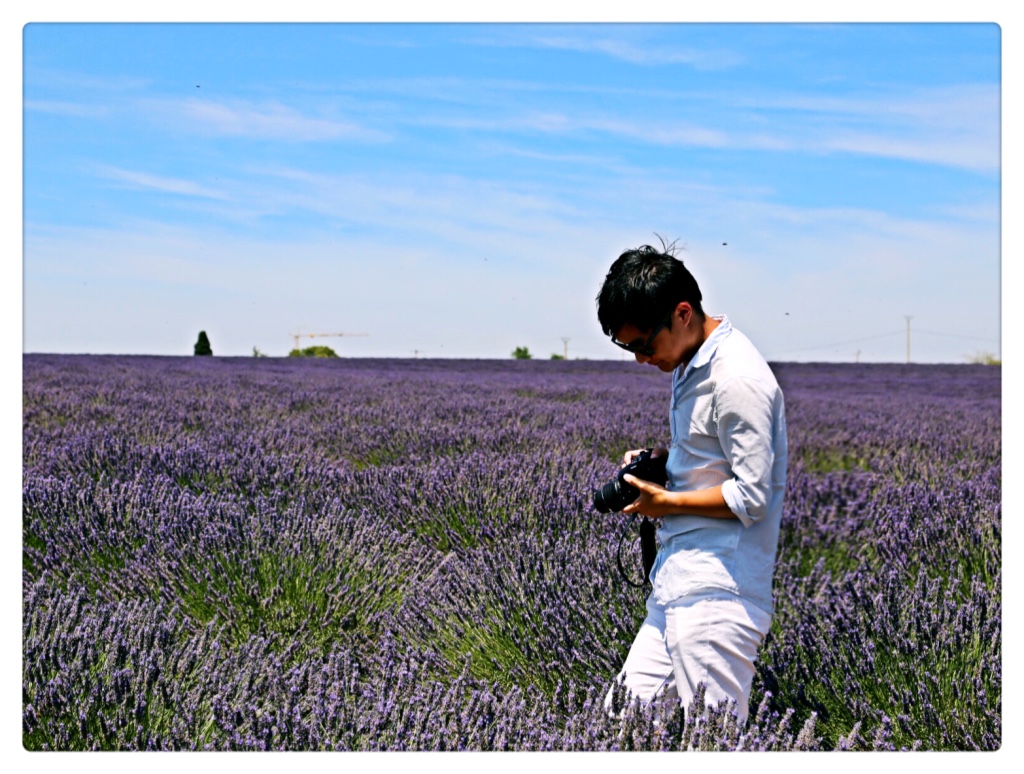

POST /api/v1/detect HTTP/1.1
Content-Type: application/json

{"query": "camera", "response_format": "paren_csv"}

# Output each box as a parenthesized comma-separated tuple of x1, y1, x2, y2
(593, 448, 668, 513)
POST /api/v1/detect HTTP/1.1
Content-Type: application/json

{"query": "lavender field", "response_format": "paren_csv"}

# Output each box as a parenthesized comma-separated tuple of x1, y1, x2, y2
(22, 354, 1001, 751)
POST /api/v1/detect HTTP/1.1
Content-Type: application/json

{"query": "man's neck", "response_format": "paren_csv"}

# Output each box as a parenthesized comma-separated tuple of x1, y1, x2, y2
(703, 315, 721, 341)
(679, 315, 721, 371)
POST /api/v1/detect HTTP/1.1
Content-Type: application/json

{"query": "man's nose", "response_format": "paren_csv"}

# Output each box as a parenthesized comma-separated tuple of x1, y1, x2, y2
(635, 351, 649, 364)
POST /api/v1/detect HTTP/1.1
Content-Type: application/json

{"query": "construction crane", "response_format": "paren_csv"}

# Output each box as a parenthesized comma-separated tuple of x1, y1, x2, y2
(291, 331, 368, 351)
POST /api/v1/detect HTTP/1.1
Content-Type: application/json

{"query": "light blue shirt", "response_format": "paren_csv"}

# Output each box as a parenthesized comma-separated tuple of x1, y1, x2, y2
(651, 315, 787, 614)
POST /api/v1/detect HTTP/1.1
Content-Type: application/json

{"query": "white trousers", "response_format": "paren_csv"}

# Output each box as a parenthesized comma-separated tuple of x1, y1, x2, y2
(605, 593, 772, 724)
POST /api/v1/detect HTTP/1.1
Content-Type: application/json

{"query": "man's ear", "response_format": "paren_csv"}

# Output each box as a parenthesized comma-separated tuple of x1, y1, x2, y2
(674, 301, 693, 325)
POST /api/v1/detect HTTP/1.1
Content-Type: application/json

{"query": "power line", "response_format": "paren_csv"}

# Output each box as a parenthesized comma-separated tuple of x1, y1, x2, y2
(773, 330, 903, 356)
(913, 329, 999, 343)
(770, 327, 998, 360)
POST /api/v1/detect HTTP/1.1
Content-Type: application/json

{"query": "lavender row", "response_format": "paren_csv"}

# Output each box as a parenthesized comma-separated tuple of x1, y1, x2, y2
(762, 559, 1001, 750)
(24, 578, 830, 751)
(24, 357, 998, 489)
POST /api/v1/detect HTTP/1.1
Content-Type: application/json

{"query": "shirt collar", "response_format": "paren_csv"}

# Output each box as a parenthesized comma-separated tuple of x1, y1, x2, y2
(676, 315, 731, 383)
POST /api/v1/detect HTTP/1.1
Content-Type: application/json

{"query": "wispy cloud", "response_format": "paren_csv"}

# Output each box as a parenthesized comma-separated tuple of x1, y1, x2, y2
(23, 65, 151, 93)
(95, 165, 231, 201)
(821, 133, 997, 171)
(585, 117, 729, 147)
(238, 165, 590, 249)
(740, 84, 998, 127)
(732, 84, 1000, 171)
(477, 29, 745, 70)
(535, 35, 743, 69)
(147, 98, 391, 142)
(378, 77, 995, 169)
(412, 109, 731, 148)
(24, 100, 109, 118)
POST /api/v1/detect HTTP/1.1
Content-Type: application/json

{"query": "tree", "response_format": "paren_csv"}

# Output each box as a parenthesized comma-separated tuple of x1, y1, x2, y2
(289, 345, 338, 358)
(194, 331, 212, 356)
(968, 351, 1001, 365)
(550, 353, 565, 360)
(512, 346, 532, 359)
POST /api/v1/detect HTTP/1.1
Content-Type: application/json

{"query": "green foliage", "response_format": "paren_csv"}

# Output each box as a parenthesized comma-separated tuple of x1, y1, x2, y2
(252, 347, 267, 358)
(801, 449, 871, 474)
(512, 346, 532, 360)
(193, 331, 212, 356)
(550, 353, 565, 360)
(968, 351, 1000, 365)
(288, 345, 338, 358)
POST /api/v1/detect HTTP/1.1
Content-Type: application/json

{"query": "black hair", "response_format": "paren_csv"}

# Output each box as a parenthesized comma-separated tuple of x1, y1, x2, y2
(595, 242, 705, 338)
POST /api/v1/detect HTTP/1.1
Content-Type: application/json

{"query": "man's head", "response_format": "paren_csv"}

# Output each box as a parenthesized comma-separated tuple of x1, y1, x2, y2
(596, 244, 708, 372)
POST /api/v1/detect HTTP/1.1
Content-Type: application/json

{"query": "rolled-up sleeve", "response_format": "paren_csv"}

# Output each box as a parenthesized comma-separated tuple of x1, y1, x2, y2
(715, 375, 778, 527)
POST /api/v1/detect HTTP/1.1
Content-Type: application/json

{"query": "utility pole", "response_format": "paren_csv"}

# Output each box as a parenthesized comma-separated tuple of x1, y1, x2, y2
(904, 316, 912, 364)
(855, 349, 861, 364)
(561, 337, 570, 359)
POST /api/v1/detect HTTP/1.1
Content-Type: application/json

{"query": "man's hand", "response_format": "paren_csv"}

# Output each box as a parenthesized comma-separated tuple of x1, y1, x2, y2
(621, 447, 668, 467)
(621, 474, 677, 518)
(622, 476, 738, 520)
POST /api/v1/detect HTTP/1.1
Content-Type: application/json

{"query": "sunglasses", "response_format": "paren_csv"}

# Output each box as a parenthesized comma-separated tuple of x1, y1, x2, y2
(611, 313, 673, 357)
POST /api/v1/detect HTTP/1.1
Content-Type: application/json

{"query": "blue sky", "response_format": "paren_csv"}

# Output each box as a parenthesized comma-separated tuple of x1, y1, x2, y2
(21, 21, 1003, 362)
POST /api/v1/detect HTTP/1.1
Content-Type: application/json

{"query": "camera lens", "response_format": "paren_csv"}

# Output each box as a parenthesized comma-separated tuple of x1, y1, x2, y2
(592, 477, 637, 513)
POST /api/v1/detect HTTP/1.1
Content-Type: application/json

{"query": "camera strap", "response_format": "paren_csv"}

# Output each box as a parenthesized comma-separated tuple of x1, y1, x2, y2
(640, 516, 657, 582)
(616, 514, 659, 589)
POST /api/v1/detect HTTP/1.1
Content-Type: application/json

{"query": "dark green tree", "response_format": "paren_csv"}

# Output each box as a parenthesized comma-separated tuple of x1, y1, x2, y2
(194, 331, 213, 356)
(512, 346, 532, 360)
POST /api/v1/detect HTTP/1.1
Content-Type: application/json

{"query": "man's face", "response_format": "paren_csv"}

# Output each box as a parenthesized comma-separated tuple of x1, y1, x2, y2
(613, 303, 701, 372)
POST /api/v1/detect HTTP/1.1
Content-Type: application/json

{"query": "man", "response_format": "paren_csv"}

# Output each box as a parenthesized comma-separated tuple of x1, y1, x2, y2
(596, 243, 787, 724)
